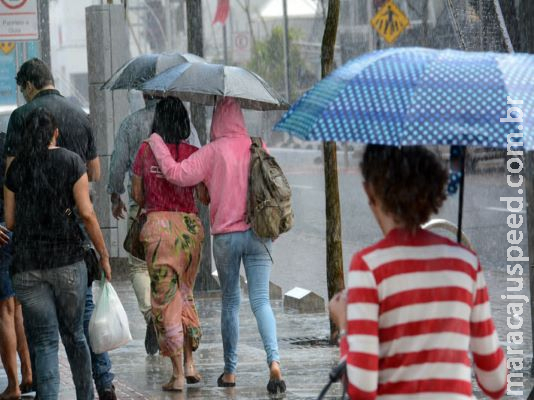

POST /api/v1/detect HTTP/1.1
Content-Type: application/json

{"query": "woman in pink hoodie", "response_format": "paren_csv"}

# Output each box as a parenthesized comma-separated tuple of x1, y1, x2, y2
(147, 97, 285, 394)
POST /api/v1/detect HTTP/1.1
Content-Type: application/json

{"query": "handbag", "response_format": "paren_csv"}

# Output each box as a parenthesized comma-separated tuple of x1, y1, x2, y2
(123, 208, 147, 260)
(84, 246, 100, 285)
(65, 208, 101, 286)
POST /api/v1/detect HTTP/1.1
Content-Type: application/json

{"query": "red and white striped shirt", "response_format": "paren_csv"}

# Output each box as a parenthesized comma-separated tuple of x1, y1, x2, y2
(340, 228, 507, 400)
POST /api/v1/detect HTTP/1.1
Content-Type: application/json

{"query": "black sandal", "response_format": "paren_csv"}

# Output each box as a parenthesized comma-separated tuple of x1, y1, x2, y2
(217, 373, 236, 387)
(267, 378, 286, 394)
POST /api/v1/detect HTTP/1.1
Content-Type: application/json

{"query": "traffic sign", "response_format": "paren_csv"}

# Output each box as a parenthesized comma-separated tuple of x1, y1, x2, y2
(371, 0, 409, 44)
(0, 0, 38, 41)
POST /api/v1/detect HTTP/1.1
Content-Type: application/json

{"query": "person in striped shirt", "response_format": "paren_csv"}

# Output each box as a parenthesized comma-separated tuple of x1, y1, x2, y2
(329, 145, 507, 400)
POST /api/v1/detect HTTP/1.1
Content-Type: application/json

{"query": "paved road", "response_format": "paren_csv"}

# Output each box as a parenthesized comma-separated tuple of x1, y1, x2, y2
(270, 146, 533, 380)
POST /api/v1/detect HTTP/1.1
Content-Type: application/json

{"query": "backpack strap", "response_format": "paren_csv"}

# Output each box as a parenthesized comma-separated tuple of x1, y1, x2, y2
(251, 137, 263, 148)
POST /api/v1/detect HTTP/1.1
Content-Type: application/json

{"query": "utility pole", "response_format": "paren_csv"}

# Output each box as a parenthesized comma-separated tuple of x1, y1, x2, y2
(321, 0, 344, 343)
(185, 0, 218, 291)
(38, 0, 51, 68)
(282, 0, 290, 101)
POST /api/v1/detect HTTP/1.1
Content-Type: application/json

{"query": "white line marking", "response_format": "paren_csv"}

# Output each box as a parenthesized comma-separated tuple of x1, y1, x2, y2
(291, 185, 314, 190)
(485, 206, 525, 214)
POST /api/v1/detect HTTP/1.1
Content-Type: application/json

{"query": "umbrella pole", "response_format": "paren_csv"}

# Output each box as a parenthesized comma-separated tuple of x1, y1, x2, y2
(457, 147, 466, 243)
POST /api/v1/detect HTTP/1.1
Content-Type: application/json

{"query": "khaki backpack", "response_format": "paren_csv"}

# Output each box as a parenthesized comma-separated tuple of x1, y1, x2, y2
(246, 137, 294, 239)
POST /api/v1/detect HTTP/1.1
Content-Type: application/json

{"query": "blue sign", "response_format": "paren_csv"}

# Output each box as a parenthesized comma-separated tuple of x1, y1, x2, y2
(0, 41, 39, 106)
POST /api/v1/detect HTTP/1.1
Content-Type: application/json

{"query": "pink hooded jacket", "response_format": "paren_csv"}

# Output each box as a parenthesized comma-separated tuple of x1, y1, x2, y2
(148, 97, 253, 234)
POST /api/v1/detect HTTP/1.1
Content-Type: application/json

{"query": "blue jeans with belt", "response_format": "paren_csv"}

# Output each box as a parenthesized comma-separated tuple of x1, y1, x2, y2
(13, 261, 94, 400)
(213, 229, 280, 374)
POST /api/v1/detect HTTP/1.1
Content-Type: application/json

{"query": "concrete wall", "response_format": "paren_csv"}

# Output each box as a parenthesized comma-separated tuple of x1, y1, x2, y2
(86, 5, 131, 257)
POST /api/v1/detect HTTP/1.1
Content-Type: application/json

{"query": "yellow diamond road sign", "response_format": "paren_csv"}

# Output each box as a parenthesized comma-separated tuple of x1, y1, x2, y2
(371, 0, 410, 44)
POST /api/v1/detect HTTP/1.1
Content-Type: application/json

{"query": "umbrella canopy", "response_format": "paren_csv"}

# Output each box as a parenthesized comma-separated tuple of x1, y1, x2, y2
(140, 62, 289, 111)
(274, 47, 534, 149)
(101, 52, 205, 90)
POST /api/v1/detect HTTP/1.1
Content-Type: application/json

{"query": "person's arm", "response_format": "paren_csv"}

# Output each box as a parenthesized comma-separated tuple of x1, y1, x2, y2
(73, 173, 111, 281)
(110, 193, 127, 220)
(108, 119, 132, 196)
(131, 175, 144, 208)
(335, 254, 379, 400)
(5, 156, 13, 176)
(196, 182, 210, 205)
(3, 186, 15, 232)
(86, 157, 101, 182)
(470, 262, 507, 398)
(148, 133, 209, 186)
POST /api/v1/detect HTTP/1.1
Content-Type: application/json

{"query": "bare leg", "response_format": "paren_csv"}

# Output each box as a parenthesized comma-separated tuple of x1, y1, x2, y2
(0, 297, 21, 399)
(162, 353, 185, 391)
(14, 301, 32, 389)
(270, 361, 283, 380)
(184, 334, 201, 383)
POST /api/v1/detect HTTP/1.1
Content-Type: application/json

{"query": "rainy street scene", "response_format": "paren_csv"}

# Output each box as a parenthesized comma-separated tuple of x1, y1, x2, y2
(0, 0, 533, 399)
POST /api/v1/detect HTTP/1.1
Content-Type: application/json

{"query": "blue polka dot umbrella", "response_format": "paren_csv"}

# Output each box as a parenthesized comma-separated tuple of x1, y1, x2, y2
(274, 47, 534, 149)
(274, 47, 534, 242)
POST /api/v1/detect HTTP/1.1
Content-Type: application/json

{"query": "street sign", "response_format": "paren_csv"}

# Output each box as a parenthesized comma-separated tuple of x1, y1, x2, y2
(0, 42, 14, 54)
(371, 0, 409, 44)
(233, 31, 251, 64)
(0, 0, 39, 41)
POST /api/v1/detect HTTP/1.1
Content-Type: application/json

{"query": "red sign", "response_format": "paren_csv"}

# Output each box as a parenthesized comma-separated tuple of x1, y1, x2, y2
(0, 0, 29, 9)
(0, 0, 38, 41)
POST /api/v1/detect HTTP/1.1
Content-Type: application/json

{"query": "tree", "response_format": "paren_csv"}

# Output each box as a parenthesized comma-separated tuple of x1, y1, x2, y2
(321, 0, 344, 343)
(247, 27, 315, 102)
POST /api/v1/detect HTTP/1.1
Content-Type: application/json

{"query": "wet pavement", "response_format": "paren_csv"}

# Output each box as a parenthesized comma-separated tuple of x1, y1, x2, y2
(1, 264, 533, 399)
(1, 149, 533, 399)
(1, 270, 343, 400)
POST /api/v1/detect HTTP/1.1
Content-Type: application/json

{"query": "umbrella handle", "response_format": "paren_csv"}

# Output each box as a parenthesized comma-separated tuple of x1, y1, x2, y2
(422, 218, 474, 251)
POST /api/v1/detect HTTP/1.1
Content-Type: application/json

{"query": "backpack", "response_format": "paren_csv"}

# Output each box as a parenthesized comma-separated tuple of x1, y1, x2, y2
(246, 137, 294, 239)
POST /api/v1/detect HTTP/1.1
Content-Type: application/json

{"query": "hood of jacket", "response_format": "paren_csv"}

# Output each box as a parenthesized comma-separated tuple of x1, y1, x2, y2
(209, 97, 248, 141)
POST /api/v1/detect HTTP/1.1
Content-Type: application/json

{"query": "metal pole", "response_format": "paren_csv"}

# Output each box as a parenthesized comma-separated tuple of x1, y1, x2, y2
(38, 0, 51, 68)
(223, 24, 228, 64)
(164, 0, 172, 50)
(185, 0, 218, 292)
(282, 0, 290, 101)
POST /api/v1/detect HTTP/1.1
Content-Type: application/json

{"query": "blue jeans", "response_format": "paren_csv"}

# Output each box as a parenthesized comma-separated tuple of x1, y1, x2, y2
(213, 229, 280, 374)
(84, 287, 115, 393)
(13, 261, 93, 400)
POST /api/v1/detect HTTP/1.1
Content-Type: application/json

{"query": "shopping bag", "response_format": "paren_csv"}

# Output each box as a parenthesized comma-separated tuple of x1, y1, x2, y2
(89, 278, 132, 354)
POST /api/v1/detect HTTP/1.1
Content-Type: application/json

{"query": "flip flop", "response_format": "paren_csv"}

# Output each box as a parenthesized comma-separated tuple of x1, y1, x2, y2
(267, 378, 286, 394)
(217, 373, 235, 387)
(19, 383, 34, 394)
(186, 374, 201, 384)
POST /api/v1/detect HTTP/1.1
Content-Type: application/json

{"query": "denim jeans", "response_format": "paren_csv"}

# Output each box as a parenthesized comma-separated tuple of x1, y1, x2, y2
(13, 261, 94, 400)
(83, 287, 115, 393)
(213, 229, 280, 374)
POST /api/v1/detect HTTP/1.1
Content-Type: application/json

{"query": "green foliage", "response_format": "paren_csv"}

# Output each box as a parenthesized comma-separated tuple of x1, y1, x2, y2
(247, 26, 315, 102)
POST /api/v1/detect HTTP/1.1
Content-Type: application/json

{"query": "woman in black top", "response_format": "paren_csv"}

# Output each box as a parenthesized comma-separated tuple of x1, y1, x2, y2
(4, 108, 111, 400)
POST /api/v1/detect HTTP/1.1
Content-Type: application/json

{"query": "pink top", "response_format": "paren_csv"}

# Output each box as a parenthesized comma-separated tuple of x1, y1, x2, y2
(132, 141, 198, 214)
(147, 97, 254, 234)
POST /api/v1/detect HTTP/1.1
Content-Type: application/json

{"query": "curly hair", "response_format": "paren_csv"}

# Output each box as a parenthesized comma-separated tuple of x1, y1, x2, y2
(360, 145, 448, 231)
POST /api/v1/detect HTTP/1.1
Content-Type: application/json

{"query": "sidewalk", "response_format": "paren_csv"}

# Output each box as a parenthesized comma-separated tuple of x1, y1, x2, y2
(1, 271, 343, 400)
(2, 268, 532, 399)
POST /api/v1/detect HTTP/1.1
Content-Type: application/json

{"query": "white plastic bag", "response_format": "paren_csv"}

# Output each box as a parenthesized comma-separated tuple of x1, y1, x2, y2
(89, 279, 132, 354)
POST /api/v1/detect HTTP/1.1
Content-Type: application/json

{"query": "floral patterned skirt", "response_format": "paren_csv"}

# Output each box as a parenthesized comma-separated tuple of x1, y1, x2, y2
(140, 211, 204, 357)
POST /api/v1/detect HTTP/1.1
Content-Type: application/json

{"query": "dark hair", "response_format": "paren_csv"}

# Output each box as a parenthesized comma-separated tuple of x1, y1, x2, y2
(360, 145, 448, 231)
(15, 58, 54, 90)
(151, 97, 190, 144)
(17, 108, 57, 182)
